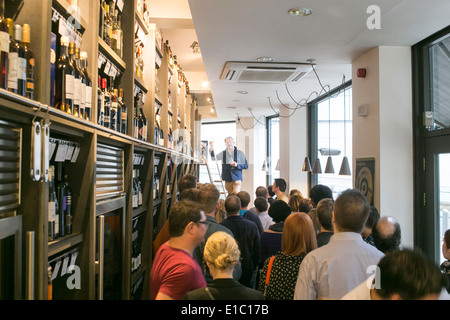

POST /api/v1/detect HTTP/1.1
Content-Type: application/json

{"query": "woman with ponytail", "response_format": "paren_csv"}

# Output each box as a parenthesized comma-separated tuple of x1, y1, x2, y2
(184, 231, 265, 300)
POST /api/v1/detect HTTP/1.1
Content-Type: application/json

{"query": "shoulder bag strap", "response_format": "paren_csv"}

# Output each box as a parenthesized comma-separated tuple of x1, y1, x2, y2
(204, 287, 215, 300)
(264, 256, 276, 296)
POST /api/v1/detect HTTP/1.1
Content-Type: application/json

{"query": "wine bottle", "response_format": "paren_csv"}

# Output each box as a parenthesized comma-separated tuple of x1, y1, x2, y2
(119, 88, 127, 135)
(110, 83, 117, 131)
(54, 36, 74, 114)
(132, 169, 138, 208)
(133, 93, 140, 139)
(13, 25, 26, 97)
(97, 75, 104, 126)
(22, 24, 35, 100)
(136, 169, 143, 206)
(65, 179, 72, 235)
(48, 165, 57, 241)
(114, 88, 122, 133)
(75, 47, 86, 120)
(6, 18, 16, 94)
(80, 51, 92, 121)
(139, 106, 147, 142)
(69, 42, 81, 118)
(0, 1, 8, 90)
(56, 164, 67, 238)
(102, 78, 111, 129)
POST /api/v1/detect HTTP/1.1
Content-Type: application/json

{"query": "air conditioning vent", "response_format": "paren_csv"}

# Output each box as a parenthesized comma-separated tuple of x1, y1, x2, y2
(220, 61, 313, 83)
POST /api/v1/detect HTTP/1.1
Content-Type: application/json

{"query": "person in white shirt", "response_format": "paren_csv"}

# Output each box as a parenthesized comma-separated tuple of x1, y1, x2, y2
(294, 189, 384, 300)
(254, 196, 274, 231)
(341, 248, 449, 300)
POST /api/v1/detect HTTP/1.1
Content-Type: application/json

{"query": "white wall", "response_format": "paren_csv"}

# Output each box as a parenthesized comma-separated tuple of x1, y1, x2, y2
(279, 104, 309, 197)
(352, 46, 414, 248)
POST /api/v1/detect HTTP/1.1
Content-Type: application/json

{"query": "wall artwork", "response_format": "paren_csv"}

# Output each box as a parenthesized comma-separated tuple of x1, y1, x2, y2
(355, 157, 375, 206)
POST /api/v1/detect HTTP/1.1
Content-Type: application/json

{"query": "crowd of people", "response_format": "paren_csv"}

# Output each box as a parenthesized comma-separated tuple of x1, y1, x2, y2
(150, 175, 450, 300)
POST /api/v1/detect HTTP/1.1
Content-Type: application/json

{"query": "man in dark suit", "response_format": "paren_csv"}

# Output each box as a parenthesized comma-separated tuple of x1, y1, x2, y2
(221, 194, 260, 288)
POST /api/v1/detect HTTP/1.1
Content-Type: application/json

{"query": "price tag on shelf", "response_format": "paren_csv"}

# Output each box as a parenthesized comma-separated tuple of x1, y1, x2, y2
(117, 0, 124, 12)
(54, 142, 69, 162)
(58, 18, 68, 36)
(65, 144, 75, 161)
(71, 145, 81, 163)
(104, 61, 111, 76)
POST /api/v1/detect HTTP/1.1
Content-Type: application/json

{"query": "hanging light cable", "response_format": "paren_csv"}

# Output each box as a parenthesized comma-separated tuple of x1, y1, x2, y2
(325, 93, 335, 173)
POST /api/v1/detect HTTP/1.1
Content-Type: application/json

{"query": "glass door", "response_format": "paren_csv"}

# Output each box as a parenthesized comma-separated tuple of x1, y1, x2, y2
(423, 132, 450, 263)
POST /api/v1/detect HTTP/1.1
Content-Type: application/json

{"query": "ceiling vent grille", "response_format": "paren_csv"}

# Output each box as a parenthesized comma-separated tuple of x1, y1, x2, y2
(220, 61, 313, 83)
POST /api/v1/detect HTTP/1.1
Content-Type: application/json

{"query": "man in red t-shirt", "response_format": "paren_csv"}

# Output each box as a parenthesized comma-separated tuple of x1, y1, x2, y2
(150, 200, 208, 300)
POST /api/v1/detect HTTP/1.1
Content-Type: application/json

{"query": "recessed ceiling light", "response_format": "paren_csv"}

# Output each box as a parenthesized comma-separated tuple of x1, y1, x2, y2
(257, 57, 274, 62)
(288, 8, 314, 17)
(237, 91, 248, 94)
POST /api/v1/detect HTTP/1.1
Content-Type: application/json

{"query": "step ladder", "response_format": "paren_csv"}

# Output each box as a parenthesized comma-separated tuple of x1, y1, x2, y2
(200, 159, 227, 198)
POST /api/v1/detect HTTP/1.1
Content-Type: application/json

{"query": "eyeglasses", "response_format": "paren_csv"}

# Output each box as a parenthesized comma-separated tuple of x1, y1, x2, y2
(196, 220, 209, 229)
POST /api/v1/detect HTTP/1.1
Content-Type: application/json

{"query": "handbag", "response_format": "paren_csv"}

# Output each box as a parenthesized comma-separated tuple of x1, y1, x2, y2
(264, 256, 276, 296)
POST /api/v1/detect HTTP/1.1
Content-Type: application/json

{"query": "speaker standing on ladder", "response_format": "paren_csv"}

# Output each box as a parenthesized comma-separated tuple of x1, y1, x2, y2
(210, 137, 248, 195)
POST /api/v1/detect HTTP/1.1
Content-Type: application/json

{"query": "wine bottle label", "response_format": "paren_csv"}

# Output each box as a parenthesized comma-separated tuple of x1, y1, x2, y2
(48, 201, 56, 220)
(85, 86, 92, 107)
(18, 57, 26, 81)
(121, 109, 127, 120)
(65, 74, 74, 99)
(8, 52, 18, 90)
(111, 101, 118, 111)
(74, 78, 81, 104)
(0, 31, 8, 53)
(81, 83, 86, 106)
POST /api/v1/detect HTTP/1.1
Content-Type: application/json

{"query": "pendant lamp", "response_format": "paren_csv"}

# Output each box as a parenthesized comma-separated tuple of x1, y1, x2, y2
(312, 158, 322, 174)
(302, 156, 311, 172)
(275, 159, 280, 171)
(262, 159, 268, 172)
(324, 94, 334, 173)
(339, 80, 351, 176)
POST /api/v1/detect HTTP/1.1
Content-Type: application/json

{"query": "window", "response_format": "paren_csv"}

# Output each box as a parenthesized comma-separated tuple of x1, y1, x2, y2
(199, 121, 236, 185)
(310, 83, 353, 199)
(266, 116, 280, 186)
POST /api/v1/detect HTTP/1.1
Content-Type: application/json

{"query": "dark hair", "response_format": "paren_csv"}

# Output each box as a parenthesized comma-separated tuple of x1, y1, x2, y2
(316, 198, 334, 231)
(198, 183, 220, 213)
(366, 206, 380, 229)
(309, 184, 333, 207)
(334, 189, 369, 233)
(372, 217, 402, 253)
(267, 185, 275, 197)
(255, 186, 268, 198)
(236, 191, 251, 208)
(179, 188, 199, 202)
(225, 194, 241, 215)
(254, 196, 268, 212)
(444, 229, 450, 249)
(298, 198, 313, 214)
(375, 249, 445, 299)
(274, 178, 287, 192)
(169, 200, 204, 237)
(177, 174, 197, 193)
(268, 200, 292, 223)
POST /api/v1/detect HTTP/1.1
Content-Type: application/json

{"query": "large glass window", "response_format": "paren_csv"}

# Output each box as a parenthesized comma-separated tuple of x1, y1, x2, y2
(199, 121, 236, 185)
(266, 116, 280, 185)
(430, 35, 450, 129)
(312, 84, 352, 199)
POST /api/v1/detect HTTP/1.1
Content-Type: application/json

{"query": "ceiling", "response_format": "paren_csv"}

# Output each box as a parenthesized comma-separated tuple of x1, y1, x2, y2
(149, 0, 450, 122)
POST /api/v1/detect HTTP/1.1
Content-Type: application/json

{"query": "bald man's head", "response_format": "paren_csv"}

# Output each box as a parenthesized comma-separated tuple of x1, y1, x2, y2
(372, 216, 402, 253)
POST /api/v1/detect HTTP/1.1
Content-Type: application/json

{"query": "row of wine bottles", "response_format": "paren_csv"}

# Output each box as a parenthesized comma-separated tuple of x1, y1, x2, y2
(0, 13, 35, 99)
(132, 169, 143, 209)
(97, 76, 127, 134)
(54, 36, 93, 122)
(99, 0, 124, 59)
(48, 164, 73, 241)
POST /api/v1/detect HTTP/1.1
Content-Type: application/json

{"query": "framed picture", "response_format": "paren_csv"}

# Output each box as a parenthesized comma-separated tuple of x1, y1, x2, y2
(355, 157, 375, 206)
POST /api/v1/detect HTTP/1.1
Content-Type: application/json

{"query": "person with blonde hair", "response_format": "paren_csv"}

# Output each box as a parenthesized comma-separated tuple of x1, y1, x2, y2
(258, 212, 317, 299)
(184, 232, 264, 300)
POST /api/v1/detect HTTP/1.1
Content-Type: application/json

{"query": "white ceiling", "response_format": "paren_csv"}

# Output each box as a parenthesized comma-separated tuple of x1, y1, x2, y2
(149, 0, 450, 122)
